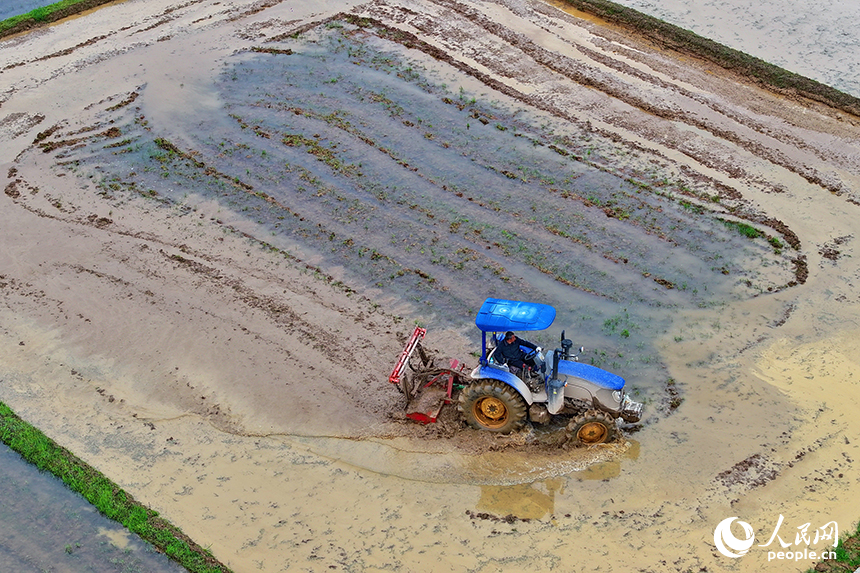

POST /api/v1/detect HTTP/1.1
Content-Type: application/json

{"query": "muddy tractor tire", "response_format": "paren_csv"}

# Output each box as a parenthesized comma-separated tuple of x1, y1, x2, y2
(565, 409, 618, 446)
(458, 379, 527, 434)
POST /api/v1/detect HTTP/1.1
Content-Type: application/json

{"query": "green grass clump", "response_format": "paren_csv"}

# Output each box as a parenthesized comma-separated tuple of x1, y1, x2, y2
(0, 401, 233, 573)
(30, 6, 53, 22)
(0, 0, 116, 38)
(722, 219, 764, 239)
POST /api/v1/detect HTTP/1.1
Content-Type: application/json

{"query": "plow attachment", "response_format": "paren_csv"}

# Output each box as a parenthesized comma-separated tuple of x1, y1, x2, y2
(389, 325, 470, 423)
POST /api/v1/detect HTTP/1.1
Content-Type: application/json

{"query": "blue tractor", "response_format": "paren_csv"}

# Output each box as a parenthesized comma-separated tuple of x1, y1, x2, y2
(390, 298, 643, 445)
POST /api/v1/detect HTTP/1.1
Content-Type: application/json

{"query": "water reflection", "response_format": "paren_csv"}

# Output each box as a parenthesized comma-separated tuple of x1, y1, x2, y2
(473, 441, 640, 519)
(0, 1, 54, 20)
(0, 443, 185, 573)
(476, 478, 564, 519)
(572, 440, 640, 481)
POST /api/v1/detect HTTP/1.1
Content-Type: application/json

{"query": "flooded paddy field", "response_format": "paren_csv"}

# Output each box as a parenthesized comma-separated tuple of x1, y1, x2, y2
(1, 0, 860, 571)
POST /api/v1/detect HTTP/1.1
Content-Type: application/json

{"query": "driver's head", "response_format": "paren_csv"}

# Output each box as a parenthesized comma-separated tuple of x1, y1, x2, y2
(505, 331, 515, 343)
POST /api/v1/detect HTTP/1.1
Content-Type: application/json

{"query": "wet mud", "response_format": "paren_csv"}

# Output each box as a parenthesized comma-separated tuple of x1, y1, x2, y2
(1, 0, 860, 571)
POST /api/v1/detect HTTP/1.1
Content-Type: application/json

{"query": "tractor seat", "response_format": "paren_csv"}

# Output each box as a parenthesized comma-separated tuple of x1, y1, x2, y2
(486, 346, 509, 371)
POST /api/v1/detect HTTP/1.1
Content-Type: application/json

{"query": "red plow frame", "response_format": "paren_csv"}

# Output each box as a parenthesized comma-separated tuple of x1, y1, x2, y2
(388, 325, 470, 423)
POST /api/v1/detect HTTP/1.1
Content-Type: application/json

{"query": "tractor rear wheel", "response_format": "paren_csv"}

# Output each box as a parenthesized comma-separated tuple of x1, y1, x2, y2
(458, 379, 527, 434)
(565, 409, 618, 446)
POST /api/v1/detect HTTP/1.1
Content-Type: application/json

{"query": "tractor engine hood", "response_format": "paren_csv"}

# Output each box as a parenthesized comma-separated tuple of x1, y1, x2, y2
(555, 359, 625, 390)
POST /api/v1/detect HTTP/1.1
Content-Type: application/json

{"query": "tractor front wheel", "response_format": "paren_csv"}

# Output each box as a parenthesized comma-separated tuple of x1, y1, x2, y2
(458, 379, 527, 434)
(565, 409, 618, 446)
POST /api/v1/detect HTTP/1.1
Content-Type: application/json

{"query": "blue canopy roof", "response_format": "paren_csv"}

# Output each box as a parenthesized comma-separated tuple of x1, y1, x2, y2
(475, 298, 557, 332)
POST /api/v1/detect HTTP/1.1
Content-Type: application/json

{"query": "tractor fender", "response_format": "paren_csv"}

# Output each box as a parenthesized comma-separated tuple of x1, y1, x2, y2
(563, 379, 623, 415)
(469, 365, 533, 405)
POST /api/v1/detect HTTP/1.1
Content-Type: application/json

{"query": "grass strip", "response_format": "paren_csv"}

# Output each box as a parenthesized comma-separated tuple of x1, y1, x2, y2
(0, 400, 233, 573)
(0, 0, 118, 38)
(560, 0, 860, 117)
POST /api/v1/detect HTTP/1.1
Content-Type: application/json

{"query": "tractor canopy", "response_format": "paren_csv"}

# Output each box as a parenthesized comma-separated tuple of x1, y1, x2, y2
(475, 298, 556, 333)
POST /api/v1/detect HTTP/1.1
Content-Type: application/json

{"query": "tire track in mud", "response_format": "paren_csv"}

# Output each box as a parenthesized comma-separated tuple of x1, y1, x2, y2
(152, 120, 490, 305)
(339, 9, 812, 259)
(0, 0, 272, 86)
(235, 94, 696, 301)
(4, 104, 416, 434)
(356, 0, 859, 221)
(289, 14, 798, 290)
(0, 0, 200, 71)
(5, 163, 392, 383)
(3, 169, 408, 439)
(215, 97, 625, 305)
(38, 12, 744, 322)
(1, 33, 114, 72)
(499, 0, 857, 195)
(156, 249, 404, 428)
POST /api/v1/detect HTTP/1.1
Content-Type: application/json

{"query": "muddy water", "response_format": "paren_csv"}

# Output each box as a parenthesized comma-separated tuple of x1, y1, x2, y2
(1, 0, 859, 572)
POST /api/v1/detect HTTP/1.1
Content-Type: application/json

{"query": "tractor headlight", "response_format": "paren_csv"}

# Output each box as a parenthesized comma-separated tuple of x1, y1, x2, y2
(612, 390, 622, 404)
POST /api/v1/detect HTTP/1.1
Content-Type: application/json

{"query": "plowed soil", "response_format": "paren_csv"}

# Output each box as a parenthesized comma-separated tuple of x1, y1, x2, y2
(2, 0, 860, 571)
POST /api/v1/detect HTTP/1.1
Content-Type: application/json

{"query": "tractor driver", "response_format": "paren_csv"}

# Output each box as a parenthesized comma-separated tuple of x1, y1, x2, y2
(496, 331, 545, 374)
